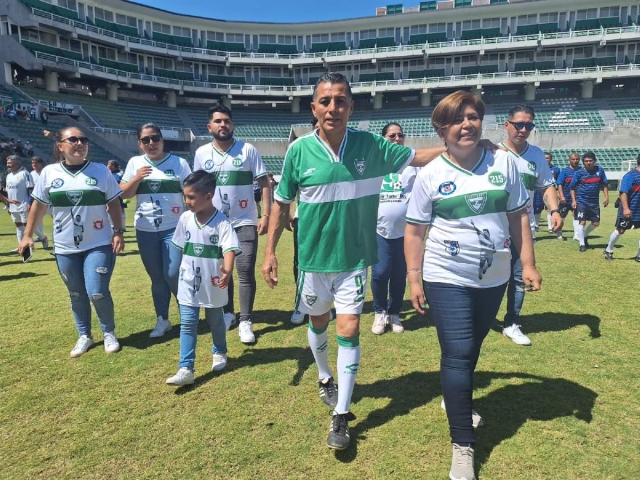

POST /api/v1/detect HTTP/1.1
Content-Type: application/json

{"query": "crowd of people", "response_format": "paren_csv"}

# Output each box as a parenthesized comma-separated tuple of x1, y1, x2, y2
(6, 72, 638, 480)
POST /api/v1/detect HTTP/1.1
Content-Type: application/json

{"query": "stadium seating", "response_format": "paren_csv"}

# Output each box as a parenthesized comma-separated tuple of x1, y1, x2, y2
(257, 44, 298, 55)
(98, 59, 139, 73)
(21, 40, 83, 62)
(152, 32, 193, 48)
(515, 22, 558, 35)
(408, 69, 446, 78)
(368, 106, 437, 137)
(18, 0, 78, 20)
(208, 75, 246, 85)
(259, 77, 295, 86)
(310, 42, 347, 53)
(359, 37, 395, 49)
(408, 33, 448, 45)
(608, 98, 640, 122)
(262, 156, 285, 173)
(94, 18, 139, 37)
(493, 98, 605, 131)
(548, 148, 639, 170)
(154, 68, 194, 81)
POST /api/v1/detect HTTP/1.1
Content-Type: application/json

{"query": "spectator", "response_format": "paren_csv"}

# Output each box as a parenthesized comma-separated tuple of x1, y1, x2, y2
(8, 108, 17, 121)
(24, 141, 34, 156)
(41, 111, 49, 126)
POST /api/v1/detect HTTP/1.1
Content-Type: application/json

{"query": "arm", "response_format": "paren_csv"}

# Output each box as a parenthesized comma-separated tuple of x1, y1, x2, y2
(261, 200, 290, 288)
(257, 175, 271, 235)
(602, 185, 609, 207)
(107, 197, 125, 254)
(404, 222, 429, 314)
(507, 209, 541, 291)
(410, 146, 446, 167)
(557, 183, 566, 204)
(218, 251, 236, 289)
(120, 165, 153, 199)
(620, 192, 631, 218)
(542, 185, 563, 231)
(18, 200, 48, 254)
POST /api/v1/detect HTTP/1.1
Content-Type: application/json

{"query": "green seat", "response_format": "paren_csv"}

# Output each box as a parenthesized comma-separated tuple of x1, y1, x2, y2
(426, 32, 447, 43)
(481, 28, 502, 38)
(573, 58, 595, 68)
(460, 65, 479, 75)
(461, 29, 482, 40)
(574, 19, 600, 31)
(594, 56, 616, 66)
(535, 61, 556, 70)
(358, 73, 377, 82)
(599, 17, 621, 28)
(376, 72, 394, 81)
(408, 34, 428, 45)
(478, 64, 499, 74)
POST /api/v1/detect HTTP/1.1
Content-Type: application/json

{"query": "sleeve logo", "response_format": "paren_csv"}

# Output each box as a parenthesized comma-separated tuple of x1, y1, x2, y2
(51, 178, 64, 189)
(204, 159, 214, 170)
(527, 162, 536, 172)
(488, 172, 506, 187)
(232, 157, 242, 168)
(85, 177, 97, 186)
(185, 230, 191, 241)
(209, 234, 219, 245)
(438, 181, 457, 195)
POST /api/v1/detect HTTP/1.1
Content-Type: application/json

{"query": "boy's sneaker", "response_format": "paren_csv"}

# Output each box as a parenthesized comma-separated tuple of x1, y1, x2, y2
(70, 335, 95, 358)
(584, 238, 590, 248)
(290, 310, 305, 325)
(441, 400, 484, 428)
(503, 324, 532, 346)
(318, 377, 338, 407)
(224, 312, 237, 331)
(238, 320, 255, 344)
(371, 312, 387, 335)
(103, 331, 120, 354)
(572, 235, 579, 242)
(211, 353, 227, 371)
(450, 443, 476, 480)
(166, 367, 194, 386)
(389, 314, 404, 333)
(604, 250, 614, 261)
(579, 245, 587, 252)
(327, 412, 356, 450)
(150, 316, 172, 338)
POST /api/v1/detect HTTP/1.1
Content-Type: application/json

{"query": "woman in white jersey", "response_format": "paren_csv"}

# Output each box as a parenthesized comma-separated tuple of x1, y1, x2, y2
(404, 91, 540, 480)
(19, 127, 125, 358)
(120, 123, 192, 339)
(29, 156, 49, 249)
(371, 122, 418, 335)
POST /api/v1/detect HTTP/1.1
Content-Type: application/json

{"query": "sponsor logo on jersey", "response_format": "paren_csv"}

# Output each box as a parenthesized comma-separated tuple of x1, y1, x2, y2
(232, 157, 242, 168)
(355, 159, 366, 175)
(443, 240, 460, 256)
(93, 220, 104, 230)
(185, 230, 191, 241)
(171, 206, 182, 214)
(527, 162, 536, 172)
(204, 159, 214, 170)
(66, 191, 83, 205)
(239, 199, 248, 209)
(148, 180, 161, 193)
(85, 177, 97, 186)
(438, 181, 457, 195)
(164, 169, 175, 177)
(210, 234, 219, 245)
(193, 243, 204, 256)
(51, 178, 64, 189)
(381, 174, 402, 193)
(488, 172, 506, 187)
(302, 167, 316, 177)
(305, 295, 317, 306)
(210, 275, 220, 286)
(465, 192, 487, 214)
(218, 172, 230, 185)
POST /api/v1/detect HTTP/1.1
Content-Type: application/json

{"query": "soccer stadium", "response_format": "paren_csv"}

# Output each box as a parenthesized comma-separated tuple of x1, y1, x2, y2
(1, 0, 639, 478)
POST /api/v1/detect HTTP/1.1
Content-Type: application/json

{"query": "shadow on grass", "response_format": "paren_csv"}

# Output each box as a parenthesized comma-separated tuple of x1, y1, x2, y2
(119, 322, 181, 350)
(493, 312, 601, 338)
(341, 371, 595, 467)
(2, 257, 55, 266)
(0, 271, 47, 281)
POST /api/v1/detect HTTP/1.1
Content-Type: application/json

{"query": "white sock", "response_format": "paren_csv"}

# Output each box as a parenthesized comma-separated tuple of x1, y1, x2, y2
(577, 224, 586, 246)
(16, 226, 25, 243)
(547, 213, 552, 229)
(308, 322, 332, 380)
(573, 219, 580, 236)
(335, 335, 360, 415)
(585, 224, 597, 236)
(606, 230, 620, 253)
(34, 222, 45, 240)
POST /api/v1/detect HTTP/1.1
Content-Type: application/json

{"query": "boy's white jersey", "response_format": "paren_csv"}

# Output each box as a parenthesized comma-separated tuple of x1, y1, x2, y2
(32, 162, 122, 254)
(6, 168, 34, 213)
(121, 154, 192, 232)
(172, 210, 241, 308)
(377, 166, 420, 239)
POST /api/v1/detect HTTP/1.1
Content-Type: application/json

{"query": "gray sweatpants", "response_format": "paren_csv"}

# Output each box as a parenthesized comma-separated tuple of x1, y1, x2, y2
(224, 225, 258, 322)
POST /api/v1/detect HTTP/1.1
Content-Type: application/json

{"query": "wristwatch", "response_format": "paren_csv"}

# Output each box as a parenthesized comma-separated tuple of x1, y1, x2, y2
(113, 228, 126, 234)
(549, 209, 560, 215)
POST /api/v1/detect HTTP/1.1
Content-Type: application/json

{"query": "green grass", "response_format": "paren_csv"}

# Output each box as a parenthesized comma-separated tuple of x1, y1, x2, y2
(1, 202, 639, 479)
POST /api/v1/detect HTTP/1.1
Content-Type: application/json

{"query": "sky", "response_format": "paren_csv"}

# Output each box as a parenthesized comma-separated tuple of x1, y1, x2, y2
(131, 0, 383, 23)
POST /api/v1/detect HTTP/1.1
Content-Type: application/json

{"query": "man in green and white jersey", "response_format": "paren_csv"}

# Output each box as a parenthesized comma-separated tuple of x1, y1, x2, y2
(500, 104, 562, 346)
(261, 73, 470, 450)
(194, 105, 271, 345)
(5, 156, 35, 252)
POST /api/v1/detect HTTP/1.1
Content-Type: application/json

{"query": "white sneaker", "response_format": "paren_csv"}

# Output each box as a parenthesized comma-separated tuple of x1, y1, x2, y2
(503, 324, 532, 346)
(290, 310, 305, 325)
(211, 353, 228, 371)
(70, 335, 95, 358)
(40, 236, 49, 249)
(441, 399, 484, 428)
(450, 443, 476, 480)
(103, 331, 120, 354)
(223, 312, 237, 331)
(238, 320, 255, 344)
(10, 247, 19, 253)
(572, 235, 580, 242)
(150, 316, 172, 338)
(166, 367, 194, 386)
(371, 312, 387, 335)
(389, 314, 404, 333)
(547, 228, 553, 233)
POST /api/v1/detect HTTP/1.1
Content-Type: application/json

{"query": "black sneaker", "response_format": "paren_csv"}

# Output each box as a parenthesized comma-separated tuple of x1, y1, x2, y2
(584, 238, 590, 248)
(327, 412, 356, 450)
(579, 245, 587, 252)
(318, 377, 338, 407)
(604, 251, 614, 261)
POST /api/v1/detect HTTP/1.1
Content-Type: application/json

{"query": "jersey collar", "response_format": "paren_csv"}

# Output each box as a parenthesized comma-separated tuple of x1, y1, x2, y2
(500, 141, 530, 158)
(60, 161, 89, 177)
(313, 129, 348, 163)
(440, 149, 487, 176)
(194, 209, 218, 230)
(144, 153, 171, 167)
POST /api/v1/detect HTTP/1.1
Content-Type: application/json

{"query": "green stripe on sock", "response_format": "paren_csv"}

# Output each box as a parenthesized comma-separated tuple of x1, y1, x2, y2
(309, 322, 328, 335)
(336, 334, 360, 348)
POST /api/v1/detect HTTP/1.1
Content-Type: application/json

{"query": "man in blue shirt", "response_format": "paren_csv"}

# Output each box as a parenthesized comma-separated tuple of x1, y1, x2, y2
(604, 154, 640, 261)
(557, 152, 582, 241)
(569, 152, 609, 252)
(544, 152, 561, 237)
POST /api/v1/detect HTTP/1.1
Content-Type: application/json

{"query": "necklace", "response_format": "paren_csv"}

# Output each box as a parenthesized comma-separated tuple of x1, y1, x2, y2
(211, 139, 236, 167)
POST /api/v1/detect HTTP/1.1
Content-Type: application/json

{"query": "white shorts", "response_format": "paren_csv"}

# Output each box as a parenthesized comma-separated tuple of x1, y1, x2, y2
(10, 211, 28, 224)
(296, 268, 368, 316)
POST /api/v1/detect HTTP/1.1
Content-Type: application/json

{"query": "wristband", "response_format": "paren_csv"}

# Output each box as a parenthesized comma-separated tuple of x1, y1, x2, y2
(549, 209, 560, 215)
(406, 269, 421, 276)
(113, 228, 126, 234)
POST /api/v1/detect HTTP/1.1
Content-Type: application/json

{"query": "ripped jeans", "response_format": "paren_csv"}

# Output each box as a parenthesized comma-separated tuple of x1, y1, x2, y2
(55, 244, 116, 337)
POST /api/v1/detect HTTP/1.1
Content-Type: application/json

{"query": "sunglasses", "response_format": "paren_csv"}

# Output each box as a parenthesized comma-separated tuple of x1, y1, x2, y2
(387, 133, 406, 139)
(508, 121, 536, 131)
(61, 136, 89, 145)
(139, 134, 162, 144)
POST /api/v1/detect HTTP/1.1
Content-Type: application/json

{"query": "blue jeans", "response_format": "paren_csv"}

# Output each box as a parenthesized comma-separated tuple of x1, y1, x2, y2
(424, 281, 508, 445)
(55, 244, 116, 337)
(136, 228, 181, 320)
(178, 304, 227, 370)
(371, 235, 406, 315)
(504, 243, 525, 328)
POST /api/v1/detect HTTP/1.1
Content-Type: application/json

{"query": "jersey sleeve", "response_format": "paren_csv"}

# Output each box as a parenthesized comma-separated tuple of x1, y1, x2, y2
(600, 167, 609, 185)
(373, 133, 415, 175)
(171, 215, 186, 250)
(25, 172, 35, 189)
(193, 149, 204, 172)
(274, 142, 299, 204)
(535, 158, 555, 190)
(506, 157, 530, 212)
(121, 157, 136, 183)
(619, 172, 632, 194)
(405, 169, 433, 225)
(31, 169, 50, 205)
(556, 170, 566, 190)
(219, 219, 242, 255)
(569, 171, 581, 191)
(179, 158, 192, 184)
(248, 145, 268, 180)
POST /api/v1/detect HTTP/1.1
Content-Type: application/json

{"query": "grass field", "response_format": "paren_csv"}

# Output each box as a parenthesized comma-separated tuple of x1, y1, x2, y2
(1, 201, 639, 480)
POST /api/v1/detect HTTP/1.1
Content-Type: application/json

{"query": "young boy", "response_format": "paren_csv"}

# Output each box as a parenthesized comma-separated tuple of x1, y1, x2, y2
(166, 170, 241, 386)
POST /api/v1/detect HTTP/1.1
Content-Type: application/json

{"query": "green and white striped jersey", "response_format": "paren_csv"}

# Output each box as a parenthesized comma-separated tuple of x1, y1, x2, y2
(276, 129, 414, 273)
(406, 150, 528, 288)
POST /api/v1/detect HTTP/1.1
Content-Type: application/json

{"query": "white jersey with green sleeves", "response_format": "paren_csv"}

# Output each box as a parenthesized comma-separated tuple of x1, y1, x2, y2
(377, 166, 420, 239)
(276, 128, 415, 273)
(32, 162, 122, 254)
(121, 154, 191, 232)
(499, 142, 555, 232)
(193, 139, 268, 228)
(172, 210, 242, 308)
(406, 150, 529, 288)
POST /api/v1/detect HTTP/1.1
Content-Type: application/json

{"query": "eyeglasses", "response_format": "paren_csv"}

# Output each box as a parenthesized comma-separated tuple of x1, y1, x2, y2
(61, 136, 89, 145)
(507, 121, 536, 131)
(139, 134, 162, 144)
(387, 133, 406, 139)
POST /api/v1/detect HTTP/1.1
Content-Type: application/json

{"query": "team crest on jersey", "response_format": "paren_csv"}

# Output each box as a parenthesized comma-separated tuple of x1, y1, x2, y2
(51, 178, 64, 189)
(438, 181, 457, 195)
(93, 220, 104, 230)
(232, 157, 242, 168)
(171, 206, 182, 214)
(218, 172, 230, 185)
(204, 159, 214, 170)
(210, 234, 219, 245)
(488, 172, 506, 187)
(465, 192, 487, 214)
(148, 180, 161, 193)
(85, 177, 97, 186)
(66, 191, 83, 205)
(306, 295, 318, 306)
(164, 169, 175, 177)
(355, 159, 366, 176)
(239, 199, 248, 209)
(193, 243, 204, 256)
(443, 240, 460, 256)
(527, 162, 536, 172)
(185, 230, 191, 241)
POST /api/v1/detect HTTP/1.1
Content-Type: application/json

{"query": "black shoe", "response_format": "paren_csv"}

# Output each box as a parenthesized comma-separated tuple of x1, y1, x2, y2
(584, 238, 589, 248)
(579, 245, 587, 252)
(318, 377, 338, 407)
(327, 412, 356, 450)
(604, 251, 614, 261)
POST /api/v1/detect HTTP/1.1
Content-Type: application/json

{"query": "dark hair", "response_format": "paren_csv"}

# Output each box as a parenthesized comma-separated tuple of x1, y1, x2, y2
(432, 90, 486, 131)
(508, 104, 535, 120)
(183, 170, 217, 195)
(137, 123, 162, 139)
(7, 154, 20, 163)
(208, 104, 233, 121)
(582, 151, 597, 162)
(381, 122, 403, 137)
(544, 152, 552, 160)
(313, 72, 352, 101)
(53, 127, 85, 163)
(30, 156, 44, 165)
(569, 151, 580, 159)
(107, 159, 120, 171)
